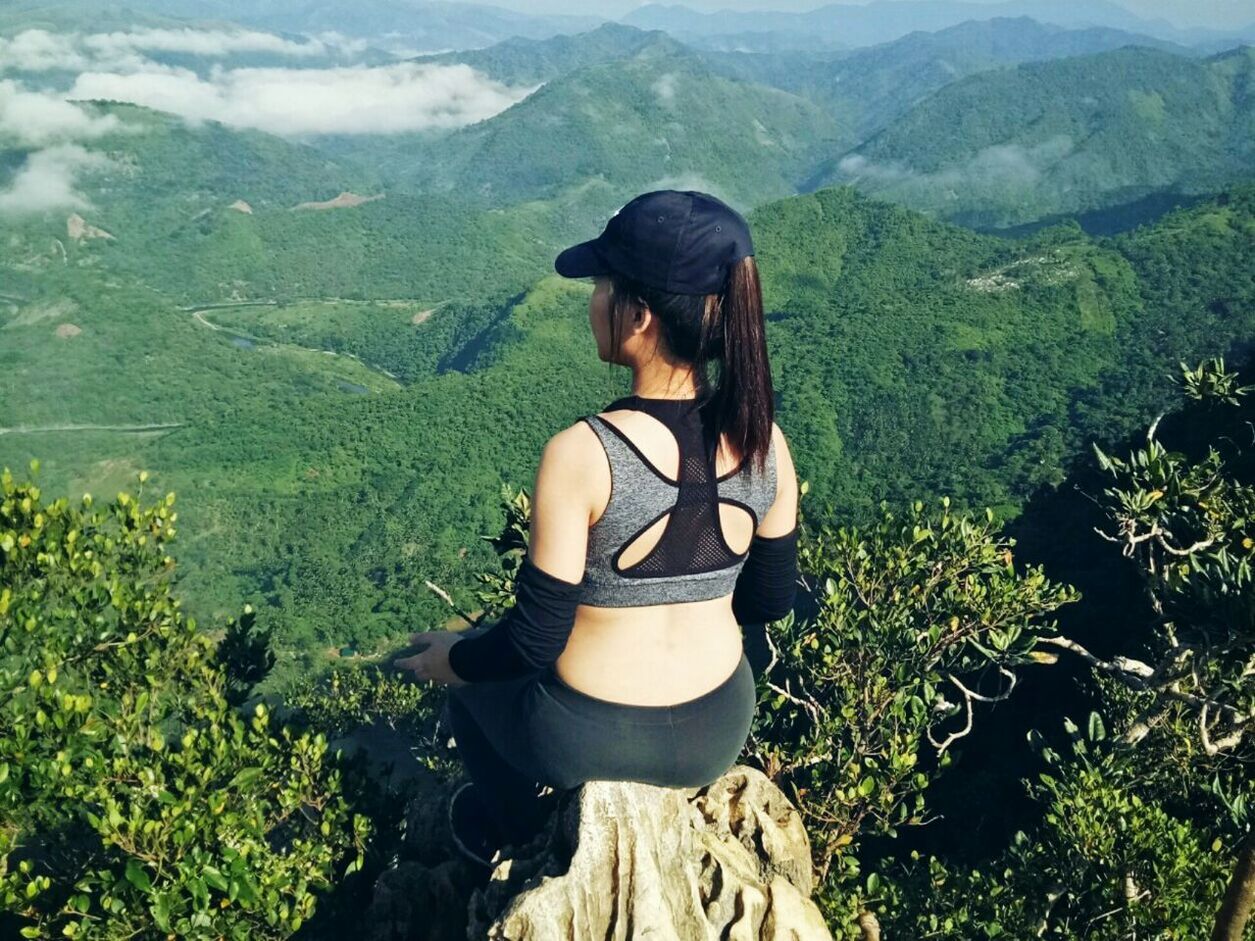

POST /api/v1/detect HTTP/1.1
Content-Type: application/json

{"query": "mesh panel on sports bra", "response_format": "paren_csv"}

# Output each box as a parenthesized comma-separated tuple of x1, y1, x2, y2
(601, 396, 752, 579)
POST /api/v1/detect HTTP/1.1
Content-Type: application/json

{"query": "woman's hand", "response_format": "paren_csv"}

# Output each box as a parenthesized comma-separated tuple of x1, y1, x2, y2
(394, 630, 470, 688)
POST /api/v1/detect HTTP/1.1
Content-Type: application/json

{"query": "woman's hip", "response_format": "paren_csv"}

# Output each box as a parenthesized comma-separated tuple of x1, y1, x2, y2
(525, 651, 757, 789)
(446, 652, 757, 790)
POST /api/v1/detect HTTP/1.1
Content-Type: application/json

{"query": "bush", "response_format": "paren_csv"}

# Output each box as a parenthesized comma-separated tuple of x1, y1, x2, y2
(0, 464, 370, 939)
(747, 495, 1080, 931)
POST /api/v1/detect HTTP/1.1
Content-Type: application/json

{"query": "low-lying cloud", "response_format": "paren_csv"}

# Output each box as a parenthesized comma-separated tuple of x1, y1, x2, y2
(0, 80, 125, 146)
(0, 144, 109, 215)
(0, 28, 361, 73)
(837, 135, 1077, 192)
(652, 73, 678, 106)
(68, 62, 538, 136)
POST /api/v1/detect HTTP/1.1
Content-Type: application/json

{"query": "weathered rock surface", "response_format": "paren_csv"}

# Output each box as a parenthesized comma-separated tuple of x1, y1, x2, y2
(66, 213, 114, 241)
(292, 191, 385, 211)
(365, 765, 832, 940)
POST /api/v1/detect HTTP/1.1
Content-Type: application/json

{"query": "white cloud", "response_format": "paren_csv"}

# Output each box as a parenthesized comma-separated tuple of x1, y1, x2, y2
(82, 27, 331, 60)
(652, 73, 678, 105)
(0, 30, 93, 72)
(838, 135, 1076, 190)
(837, 153, 914, 183)
(0, 27, 365, 74)
(68, 62, 538, 136)
(0, 80, 124, 146)
(0, 144, 109, 215)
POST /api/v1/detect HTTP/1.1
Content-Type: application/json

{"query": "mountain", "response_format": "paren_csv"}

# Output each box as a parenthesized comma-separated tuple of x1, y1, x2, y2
(700, 16, 1194, 144)
(0, 1, 188, 32)
(0, 100, 570, 310)
(5, 163, 1252, 656)
(621, 1, 1252, 51)
(377, 48, 845, 214)
(807, 45, 1255, 230)
(114, 0, 608, 54)
(408, 21, 685, 86)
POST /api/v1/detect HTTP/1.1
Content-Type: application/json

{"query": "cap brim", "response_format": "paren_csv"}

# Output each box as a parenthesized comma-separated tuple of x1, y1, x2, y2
(554, 239, 612, 279)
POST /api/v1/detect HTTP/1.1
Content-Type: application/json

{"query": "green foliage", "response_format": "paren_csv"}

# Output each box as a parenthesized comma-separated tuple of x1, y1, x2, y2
(387, 53, 844, 212)
(822, 46, 1255, 229)
(747, 496, 1079, 925)
(865, 358, 1255, 940)
(1088, 358, 1255, 756)
(880, 713, 1236, 939)
(0, 464, 369, 938)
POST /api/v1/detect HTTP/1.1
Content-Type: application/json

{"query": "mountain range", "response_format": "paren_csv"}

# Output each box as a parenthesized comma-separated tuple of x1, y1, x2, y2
(622, 1, 1255, 51)
(812, 44, 1255, 229)
(1, 3, 1253, 661)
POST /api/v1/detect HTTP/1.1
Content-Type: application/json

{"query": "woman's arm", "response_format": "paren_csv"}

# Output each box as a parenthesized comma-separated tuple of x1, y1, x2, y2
(445, 423, 594, 683)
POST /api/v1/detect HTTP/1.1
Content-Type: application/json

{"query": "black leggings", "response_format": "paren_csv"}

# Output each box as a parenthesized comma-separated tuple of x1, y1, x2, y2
(444, 651, 757, 847)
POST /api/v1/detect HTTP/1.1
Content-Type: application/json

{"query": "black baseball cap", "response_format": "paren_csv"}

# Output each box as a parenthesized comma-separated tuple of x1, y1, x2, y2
(554, 190, 754, 296)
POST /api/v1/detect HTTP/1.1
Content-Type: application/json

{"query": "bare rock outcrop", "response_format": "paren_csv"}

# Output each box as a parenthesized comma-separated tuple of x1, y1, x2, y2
(292, 191, 385, 211)
(228, 199, 254, 214)
(365, 765, 832, 940)
(66, 213, 114, 241)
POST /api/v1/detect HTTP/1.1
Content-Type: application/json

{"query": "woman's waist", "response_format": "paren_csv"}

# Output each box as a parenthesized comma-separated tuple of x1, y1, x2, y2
(554, 598, 744, 705)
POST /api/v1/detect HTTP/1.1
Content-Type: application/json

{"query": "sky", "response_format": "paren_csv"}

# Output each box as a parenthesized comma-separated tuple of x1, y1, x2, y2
(488, 0, 1255, 31)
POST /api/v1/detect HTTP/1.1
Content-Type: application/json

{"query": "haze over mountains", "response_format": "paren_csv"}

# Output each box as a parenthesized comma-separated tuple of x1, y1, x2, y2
(621, 1, 1255, 51)
(1, 0, 1252, 658)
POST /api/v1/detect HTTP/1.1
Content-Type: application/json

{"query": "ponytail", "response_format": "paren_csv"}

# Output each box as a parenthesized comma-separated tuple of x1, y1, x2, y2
(709, 255, 773, 477)
(606, 254, 774, 477)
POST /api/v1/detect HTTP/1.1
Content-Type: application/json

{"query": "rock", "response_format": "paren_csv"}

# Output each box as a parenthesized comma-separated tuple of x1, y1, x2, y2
(292, 191, 385, 211)
(55, 323, 82, 339)
(364, 765, 830, 940)
(472, 765, 831, 940)
(367, 860, 469, 941)
(66, 213, 114, 241)
(228, 199, 254, 214)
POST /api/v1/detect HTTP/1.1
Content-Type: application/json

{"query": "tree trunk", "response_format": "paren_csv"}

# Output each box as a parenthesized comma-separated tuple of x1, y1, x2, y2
(1213, 831, 1255, 941)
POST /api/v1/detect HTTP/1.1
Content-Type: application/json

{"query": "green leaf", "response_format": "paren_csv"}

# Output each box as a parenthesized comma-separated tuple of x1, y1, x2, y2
(202, 866, 229, 892)
(229, 766, 263, 789)
(151, 892, 171, 932)
(124, 859, 152, 893)
(1086, 711, 1107, 741)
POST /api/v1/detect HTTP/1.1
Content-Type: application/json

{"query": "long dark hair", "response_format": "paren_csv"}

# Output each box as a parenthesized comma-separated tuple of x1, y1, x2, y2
(606, 255, 773, 477)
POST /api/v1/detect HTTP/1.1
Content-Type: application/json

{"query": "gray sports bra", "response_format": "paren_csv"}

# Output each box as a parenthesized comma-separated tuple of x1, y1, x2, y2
(579, 395, 778, 607)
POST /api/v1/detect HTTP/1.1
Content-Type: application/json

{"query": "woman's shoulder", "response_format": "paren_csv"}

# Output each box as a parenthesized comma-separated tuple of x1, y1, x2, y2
(545, 418, 604, 460)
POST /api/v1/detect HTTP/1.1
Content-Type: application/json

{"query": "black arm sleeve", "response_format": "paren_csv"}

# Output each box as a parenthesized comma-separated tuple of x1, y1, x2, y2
(447, 555, 584, 684)
(731, 525, 799, 625)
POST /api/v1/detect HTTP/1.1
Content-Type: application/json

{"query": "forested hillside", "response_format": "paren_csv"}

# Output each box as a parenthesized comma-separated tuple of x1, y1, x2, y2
(5, 174, 1251, 668)
(1, 0, 1251, 742)
(377, 51, 845, 210)
(815, 44, 1255, 229)
(701, 16, 1194, 144)
(2, 4, 1254, 938)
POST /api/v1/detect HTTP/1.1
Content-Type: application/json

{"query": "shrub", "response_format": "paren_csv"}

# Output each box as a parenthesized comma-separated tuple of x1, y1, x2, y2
(0, 464, 369, 939)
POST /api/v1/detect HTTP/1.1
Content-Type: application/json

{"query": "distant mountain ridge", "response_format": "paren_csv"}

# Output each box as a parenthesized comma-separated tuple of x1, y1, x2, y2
(699, 16, 1196, 142)
(408, 21, 686, 85)
(0, 0, 610, 54)
(622, 1, 1255, 50)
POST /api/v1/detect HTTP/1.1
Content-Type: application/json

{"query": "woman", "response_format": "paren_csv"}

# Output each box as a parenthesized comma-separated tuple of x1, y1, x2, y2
(396, 189, 801, 871)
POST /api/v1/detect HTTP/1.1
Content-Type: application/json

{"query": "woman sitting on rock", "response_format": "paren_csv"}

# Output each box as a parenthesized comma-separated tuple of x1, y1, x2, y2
(396, 189, 801, 871)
